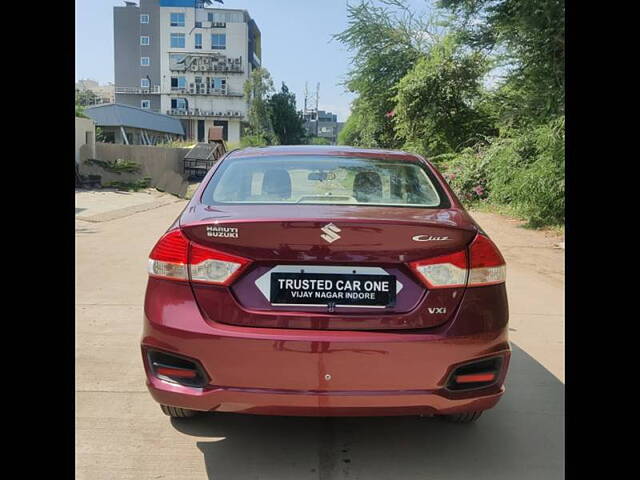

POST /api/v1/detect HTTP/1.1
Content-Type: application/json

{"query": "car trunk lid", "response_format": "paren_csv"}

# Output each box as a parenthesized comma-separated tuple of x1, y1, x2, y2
(180, 204, 477, 330)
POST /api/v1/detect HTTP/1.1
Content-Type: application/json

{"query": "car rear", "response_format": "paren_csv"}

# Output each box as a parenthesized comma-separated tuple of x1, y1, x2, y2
(141, 146, 510, 419)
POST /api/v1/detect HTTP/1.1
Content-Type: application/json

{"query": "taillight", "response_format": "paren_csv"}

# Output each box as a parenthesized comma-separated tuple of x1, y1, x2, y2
(468, 233, 506, 287)
(189, 242, 251, 285)
(148, 229, 251, 285)
(148, 229, 189, 281)
(408, 233, 505, 289)
(409, 251, 468, 289)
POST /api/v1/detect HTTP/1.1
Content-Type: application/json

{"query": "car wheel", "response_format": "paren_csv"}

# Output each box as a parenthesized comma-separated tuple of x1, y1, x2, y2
(443, 411, 483, 424)
(160, 404, 198, 418)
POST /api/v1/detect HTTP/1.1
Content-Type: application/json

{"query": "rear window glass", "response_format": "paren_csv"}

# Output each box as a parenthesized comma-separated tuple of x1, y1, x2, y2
(203, 155, 445, 208)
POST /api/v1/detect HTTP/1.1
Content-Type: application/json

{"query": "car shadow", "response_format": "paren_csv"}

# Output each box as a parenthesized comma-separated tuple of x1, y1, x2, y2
(171, 344, 564, 479)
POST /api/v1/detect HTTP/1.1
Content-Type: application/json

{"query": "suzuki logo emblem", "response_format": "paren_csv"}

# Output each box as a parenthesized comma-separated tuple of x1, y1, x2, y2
(321, 223, 341, 243)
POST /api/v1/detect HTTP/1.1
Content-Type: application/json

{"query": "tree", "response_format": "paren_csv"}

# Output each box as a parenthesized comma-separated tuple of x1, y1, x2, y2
(334, 1, 432, 148)
(267, 83, 306, 145)
(243, 67, 276, 145)
(393, 35, 496, 157)
(75, 88, 100, 107)
(438, 0, 565, 124)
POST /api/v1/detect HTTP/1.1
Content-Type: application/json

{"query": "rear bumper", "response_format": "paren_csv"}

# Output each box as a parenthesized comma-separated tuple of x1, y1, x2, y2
(141, 282, 510, 416)
(145, 377, 506, 417)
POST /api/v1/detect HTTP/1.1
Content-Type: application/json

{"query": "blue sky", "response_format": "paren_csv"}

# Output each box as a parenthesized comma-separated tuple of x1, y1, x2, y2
(76, 0, 432, 121)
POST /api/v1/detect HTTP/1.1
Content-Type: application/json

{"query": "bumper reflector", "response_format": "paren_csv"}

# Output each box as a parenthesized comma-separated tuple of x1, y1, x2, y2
(146, 349, 209, 388)
(455, 372, 496, 384)
(447, 356, 503, 391)
(155, 366, 198, 378)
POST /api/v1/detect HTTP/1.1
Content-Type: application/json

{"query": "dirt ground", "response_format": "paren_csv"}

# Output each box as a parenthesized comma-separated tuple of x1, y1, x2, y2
(75, 192, 564, 479)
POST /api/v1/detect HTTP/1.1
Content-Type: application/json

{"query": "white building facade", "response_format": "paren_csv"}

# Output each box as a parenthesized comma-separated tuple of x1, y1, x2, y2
(114, 1, 262, 144)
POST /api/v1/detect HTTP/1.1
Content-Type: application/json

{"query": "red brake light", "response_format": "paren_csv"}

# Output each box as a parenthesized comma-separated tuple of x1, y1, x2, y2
(408, 233, 506, 289)
(147, 229, 251, 285)
(148, 229, 189, 281)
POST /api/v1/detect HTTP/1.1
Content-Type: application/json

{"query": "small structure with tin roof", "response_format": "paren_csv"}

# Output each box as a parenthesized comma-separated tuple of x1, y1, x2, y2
(84, 103, 185, 145)
(183, 126, 227, 179)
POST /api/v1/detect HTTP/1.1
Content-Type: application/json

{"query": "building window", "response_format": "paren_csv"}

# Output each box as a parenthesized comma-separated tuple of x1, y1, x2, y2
(211, 33, 226, 50)
(211, 78, 226, 91)
(140, 57, 150, 66)
(171, 98, 187, 110)
(170, 33, 185, 48)
(140, 35, 150, 46)
(170, 12, 185, 27)
(140, 14, 149, 24)
(170, 76, 186, 89)
(140, 78, 150, 88)
(141, 100, 150, 109)
(194, 33, 202, 49)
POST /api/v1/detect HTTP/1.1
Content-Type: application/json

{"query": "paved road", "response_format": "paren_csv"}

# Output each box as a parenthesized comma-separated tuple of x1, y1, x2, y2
(75, 196, 564, 480)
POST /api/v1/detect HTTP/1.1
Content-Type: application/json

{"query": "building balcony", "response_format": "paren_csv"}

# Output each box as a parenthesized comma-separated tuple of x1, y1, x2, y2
(168, 86, 243, 97)
(115, 86, 161, 94)
(167, 109, 244, 119)
(170, 54, 244, 74)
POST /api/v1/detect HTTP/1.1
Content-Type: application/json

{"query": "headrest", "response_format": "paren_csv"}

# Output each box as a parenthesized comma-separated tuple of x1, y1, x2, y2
(262, 168, 291, 200)
(353, 171, 382, 202)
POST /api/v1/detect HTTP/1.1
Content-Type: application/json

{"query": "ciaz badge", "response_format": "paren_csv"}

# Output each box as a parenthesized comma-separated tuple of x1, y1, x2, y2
(412, 235, 449, 242)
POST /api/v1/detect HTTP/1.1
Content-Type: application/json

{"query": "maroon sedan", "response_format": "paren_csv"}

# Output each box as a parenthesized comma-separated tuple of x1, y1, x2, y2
(142, 146, 510, 423)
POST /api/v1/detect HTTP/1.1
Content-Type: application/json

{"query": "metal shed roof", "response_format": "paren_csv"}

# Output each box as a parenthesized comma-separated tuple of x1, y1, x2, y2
(84, 103, 184, 136)
(184, 143, 218, 160)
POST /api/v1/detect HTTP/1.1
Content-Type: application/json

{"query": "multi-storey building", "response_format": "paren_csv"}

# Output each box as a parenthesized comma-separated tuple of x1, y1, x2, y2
(302, 110, 344, 145)
(114, 0, 262, 143)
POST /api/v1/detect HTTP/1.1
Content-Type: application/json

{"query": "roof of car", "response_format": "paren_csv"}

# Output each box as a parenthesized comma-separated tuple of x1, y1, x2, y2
(226, 145, 423, 161)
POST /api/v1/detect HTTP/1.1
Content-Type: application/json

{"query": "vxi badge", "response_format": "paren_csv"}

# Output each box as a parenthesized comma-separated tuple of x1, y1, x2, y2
(412, 234, 449, 242)
(321, 223, 341, 243)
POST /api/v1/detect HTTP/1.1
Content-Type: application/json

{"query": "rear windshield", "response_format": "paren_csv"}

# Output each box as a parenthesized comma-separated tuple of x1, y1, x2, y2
(202, 155, 446, 208)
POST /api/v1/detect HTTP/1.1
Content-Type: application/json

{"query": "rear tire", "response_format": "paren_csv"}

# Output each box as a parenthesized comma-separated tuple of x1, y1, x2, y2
(442, 411, 483, 424)
(160, 404, 198, 418)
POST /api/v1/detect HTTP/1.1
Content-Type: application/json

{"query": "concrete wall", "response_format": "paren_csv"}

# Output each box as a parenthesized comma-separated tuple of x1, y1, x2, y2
(76, 117, 96, 165)
(78, 142, 192, 198)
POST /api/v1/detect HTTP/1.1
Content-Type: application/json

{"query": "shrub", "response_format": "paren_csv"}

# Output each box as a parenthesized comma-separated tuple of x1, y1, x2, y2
(240, 135, 270, 148)
(307, 136, 331, 145)
(438, 116, 564, 227)
(486, 117, 564, 226)
(86, 158, 141, 174)
(440, 148, 491, 204)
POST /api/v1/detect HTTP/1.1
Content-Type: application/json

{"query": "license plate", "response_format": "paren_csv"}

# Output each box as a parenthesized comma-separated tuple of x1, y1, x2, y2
(270, 272, 396, 307)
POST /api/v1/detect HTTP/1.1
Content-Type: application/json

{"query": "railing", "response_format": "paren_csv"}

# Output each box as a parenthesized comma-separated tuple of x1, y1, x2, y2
(169, 54, 243, 73)
(170, 64, 243, 73)
(167, 109, 244, 118)
(115, 86, 161, 94)
(168, 86, 242, 97)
